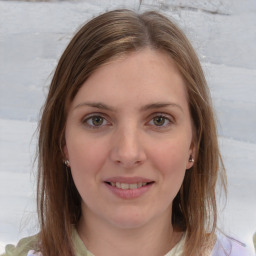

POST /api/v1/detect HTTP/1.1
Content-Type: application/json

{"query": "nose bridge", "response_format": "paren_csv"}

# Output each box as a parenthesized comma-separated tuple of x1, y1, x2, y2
(110, 122, 146, 167)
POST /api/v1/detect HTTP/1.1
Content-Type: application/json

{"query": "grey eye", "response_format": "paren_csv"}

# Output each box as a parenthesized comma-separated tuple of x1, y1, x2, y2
(85, 116, 107, 127)
(152, 116, 168, 126)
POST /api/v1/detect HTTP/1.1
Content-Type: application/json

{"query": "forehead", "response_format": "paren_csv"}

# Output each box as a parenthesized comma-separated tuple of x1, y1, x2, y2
(71, 48, 189, 110)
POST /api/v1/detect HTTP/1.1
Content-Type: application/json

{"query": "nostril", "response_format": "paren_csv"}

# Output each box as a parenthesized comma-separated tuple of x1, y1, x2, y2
(114, 159, 143, 168)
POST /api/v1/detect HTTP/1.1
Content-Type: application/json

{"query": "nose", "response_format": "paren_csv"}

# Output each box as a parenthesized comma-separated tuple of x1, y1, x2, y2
(109, 126, 147, 168)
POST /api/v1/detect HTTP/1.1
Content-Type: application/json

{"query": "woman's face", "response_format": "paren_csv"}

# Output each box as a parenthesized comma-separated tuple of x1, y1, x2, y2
(64, 49, 194, 230)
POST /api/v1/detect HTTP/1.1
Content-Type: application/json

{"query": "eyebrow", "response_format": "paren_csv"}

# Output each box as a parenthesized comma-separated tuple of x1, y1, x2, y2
(140, 102, 183, 112)
(74, 102, 115, 111)
(74, 102, 183, 112)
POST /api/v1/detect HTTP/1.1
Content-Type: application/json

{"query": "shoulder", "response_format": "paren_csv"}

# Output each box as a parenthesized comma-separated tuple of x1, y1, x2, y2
(211, 233, 254, 256)
(0, 235, 38, 256)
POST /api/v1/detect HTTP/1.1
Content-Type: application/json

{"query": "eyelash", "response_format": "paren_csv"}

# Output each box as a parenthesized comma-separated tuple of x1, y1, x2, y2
(82, 113, 174, 129)
(147, 113, 173, 129)
(82, 113, 110, 129)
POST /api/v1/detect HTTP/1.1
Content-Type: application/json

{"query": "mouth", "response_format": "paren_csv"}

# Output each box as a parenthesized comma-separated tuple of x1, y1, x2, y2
(103, 177, 155, 199)
(104, 181, 154, 190)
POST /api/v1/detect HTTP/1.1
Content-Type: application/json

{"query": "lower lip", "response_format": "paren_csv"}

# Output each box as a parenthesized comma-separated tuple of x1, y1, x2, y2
(104, 183, 154, 199)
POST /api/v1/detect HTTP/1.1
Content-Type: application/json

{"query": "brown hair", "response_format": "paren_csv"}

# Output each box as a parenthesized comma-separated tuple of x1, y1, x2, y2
(37, 9, 226, 256)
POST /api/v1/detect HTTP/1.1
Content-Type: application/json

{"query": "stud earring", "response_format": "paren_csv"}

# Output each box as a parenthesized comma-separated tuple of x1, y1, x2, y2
(64, 159, 70, 167)
(189, 155, 194, 163)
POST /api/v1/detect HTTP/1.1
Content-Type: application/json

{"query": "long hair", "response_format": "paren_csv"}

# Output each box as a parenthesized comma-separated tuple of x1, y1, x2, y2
(37, 9, 226, 256)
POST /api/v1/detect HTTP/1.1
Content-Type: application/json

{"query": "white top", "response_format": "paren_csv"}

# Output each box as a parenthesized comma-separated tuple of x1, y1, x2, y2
(27, 232, 254, 256)
(211, 233, 254, 256)
(164, 233, 185, 256)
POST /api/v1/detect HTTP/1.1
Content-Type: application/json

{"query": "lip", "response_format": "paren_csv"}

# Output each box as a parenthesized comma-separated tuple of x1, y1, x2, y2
(103, 176, 155, 200)
(104, 176, 153, 184)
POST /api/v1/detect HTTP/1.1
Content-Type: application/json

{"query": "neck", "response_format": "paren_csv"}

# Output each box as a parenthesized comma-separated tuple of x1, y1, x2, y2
(77, 207, 183, 256)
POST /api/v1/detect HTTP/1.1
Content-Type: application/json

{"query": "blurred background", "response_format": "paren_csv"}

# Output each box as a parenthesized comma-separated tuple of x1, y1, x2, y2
(0, 0, 255, 253)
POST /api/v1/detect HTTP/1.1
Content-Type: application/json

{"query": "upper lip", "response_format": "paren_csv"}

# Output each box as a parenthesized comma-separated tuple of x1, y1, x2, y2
(104, 176, 154, 184)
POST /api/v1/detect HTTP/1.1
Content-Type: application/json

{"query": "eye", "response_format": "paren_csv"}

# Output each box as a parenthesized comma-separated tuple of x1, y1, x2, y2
(152, 116, 167, 126)
(148, 114, 172, 128)
(83, 115, 109, 128)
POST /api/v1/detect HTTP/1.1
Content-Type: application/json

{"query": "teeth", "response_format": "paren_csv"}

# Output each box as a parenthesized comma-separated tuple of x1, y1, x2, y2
(137, 182, 142, 188)
(129, 183, 138, 189)
(109, 182, 148, 190)
(121, 183, 129, 189)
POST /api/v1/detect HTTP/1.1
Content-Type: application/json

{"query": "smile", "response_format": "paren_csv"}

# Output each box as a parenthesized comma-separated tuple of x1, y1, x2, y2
(104, 178, 155, 199)
(106, 182, 150, 190)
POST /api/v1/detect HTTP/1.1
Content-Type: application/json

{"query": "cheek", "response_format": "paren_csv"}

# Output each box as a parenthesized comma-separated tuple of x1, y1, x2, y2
(67, 138, 108, 204)
(153, 138, 189, 166)
(66, 136, 109, 181)
(149, 137, 190, 183)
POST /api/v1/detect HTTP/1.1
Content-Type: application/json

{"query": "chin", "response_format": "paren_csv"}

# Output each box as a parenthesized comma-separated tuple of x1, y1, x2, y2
(107, 208, 150, 229)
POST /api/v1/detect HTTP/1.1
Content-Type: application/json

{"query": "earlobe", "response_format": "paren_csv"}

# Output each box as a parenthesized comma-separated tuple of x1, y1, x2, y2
(64, 159, 70, 167)
(186, 154, 195, 170)
(186, 141, 195, 169)
(189, 155, 194, 163)
(63, 145, 70, 167)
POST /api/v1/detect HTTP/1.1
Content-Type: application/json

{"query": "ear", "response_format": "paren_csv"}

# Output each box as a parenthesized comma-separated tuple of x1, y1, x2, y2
(63, 144, 69, 160)
(186, 142, 195, 170)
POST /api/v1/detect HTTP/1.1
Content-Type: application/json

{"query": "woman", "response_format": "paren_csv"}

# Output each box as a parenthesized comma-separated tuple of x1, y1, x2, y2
(2, 9, 252, 256)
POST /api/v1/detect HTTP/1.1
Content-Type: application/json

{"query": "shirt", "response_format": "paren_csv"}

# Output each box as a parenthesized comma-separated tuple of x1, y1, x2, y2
(1, 229, 253, 256)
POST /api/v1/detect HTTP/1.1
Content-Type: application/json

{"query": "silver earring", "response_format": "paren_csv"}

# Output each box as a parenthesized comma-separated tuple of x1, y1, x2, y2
(64, 159, 70, 167)
(189, 155, 194, 163)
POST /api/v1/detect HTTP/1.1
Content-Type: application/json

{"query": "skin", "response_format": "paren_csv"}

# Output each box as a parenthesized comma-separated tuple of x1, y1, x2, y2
(64, 48, 195, 256)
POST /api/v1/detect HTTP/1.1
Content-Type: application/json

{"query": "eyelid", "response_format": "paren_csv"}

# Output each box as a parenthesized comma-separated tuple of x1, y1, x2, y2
(81, 112, 175, 129)
(150, 112, 174, 121)
(82, 113, 111, 128)
(147, 112, 175, 127)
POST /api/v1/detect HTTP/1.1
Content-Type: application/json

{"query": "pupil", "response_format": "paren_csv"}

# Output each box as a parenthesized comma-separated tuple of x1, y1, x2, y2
(92, 116, 103, 126)
(154, 117, 165, 126)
